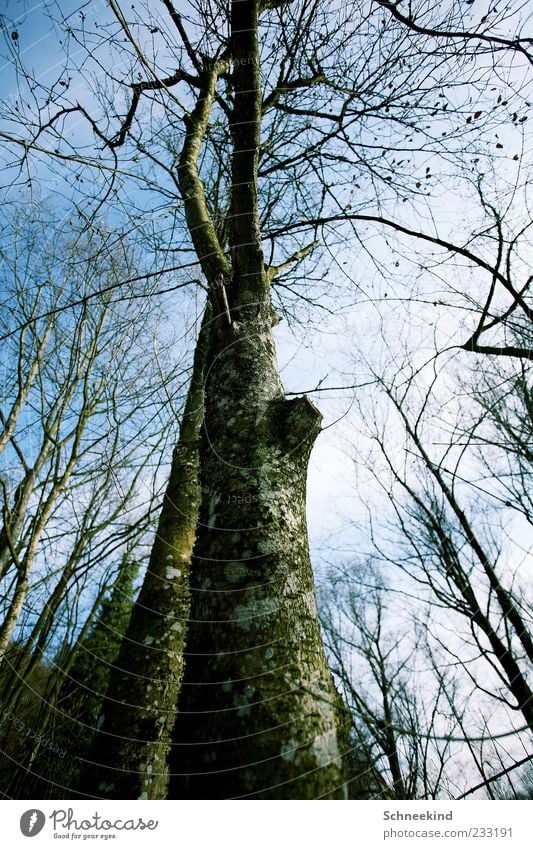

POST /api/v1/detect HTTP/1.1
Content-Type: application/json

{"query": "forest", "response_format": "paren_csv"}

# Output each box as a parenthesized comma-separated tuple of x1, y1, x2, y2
(0, 0, 531, 800)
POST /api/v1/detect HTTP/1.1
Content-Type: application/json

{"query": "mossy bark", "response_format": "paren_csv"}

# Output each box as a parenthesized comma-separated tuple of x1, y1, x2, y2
(168, 0, 349, 799)
(78, 308, 209, 799)
(169, 346, 350, 797)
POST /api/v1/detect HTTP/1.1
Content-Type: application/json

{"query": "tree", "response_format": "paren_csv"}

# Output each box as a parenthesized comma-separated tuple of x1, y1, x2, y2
(320, 562, 459, 799)
(3, 552, 139, 799)
(79, 0, 350, 800)
(380, 380, 533, 732)
(79, 304, 210, 799)
(337, 346, 532, 798)
(1, 0, 531, 799)
(0, 205, 191, 795)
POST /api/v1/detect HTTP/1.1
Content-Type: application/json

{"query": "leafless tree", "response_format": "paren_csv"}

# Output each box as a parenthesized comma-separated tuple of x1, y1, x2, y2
(0, 205, 196, 796)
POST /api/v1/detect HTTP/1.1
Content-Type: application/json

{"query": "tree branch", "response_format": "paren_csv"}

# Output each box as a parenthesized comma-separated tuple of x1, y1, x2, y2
(376, 0, 533, 66)
(268, 213, 533, 322)
(177, 57, 231, 284)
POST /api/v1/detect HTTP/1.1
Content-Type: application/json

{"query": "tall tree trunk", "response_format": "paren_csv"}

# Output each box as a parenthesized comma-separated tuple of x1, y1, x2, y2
(78, 308, 209, 799)
(168, 0, 348, 799)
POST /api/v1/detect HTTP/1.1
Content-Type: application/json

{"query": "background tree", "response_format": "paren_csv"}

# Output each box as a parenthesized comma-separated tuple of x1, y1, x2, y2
(320, 563, 457, 799)
(0, 204, 195, 797)
(2, 551, 139, 799)
(333, 331, 532, 797)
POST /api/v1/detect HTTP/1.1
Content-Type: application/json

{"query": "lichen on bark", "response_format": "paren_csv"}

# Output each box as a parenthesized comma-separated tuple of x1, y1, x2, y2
(169, 311, 349, 798)
(168, 1, 349, 798)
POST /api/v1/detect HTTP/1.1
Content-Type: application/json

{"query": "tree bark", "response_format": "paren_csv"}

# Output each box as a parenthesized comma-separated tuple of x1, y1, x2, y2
(9, 555, 138, 799)
(168, 0, 349, 799)
(78, 308, 209, 799)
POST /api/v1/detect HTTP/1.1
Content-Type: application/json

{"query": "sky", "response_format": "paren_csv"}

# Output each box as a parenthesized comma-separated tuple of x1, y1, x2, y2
(0, 0, 532, 797)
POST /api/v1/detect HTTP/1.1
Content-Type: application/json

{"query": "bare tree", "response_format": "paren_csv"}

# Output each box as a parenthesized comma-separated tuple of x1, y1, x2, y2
(0, 0, 531, 799)
(320, 563, 456, 799)
(346, 353, 532, 744)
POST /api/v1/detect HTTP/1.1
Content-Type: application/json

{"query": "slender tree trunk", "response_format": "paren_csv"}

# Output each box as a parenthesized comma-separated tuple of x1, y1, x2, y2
(78, 308, 209, 799)
(0, 573, 28, 662)
(168, 0, 348, 800)
(381, 695, 407, 799)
